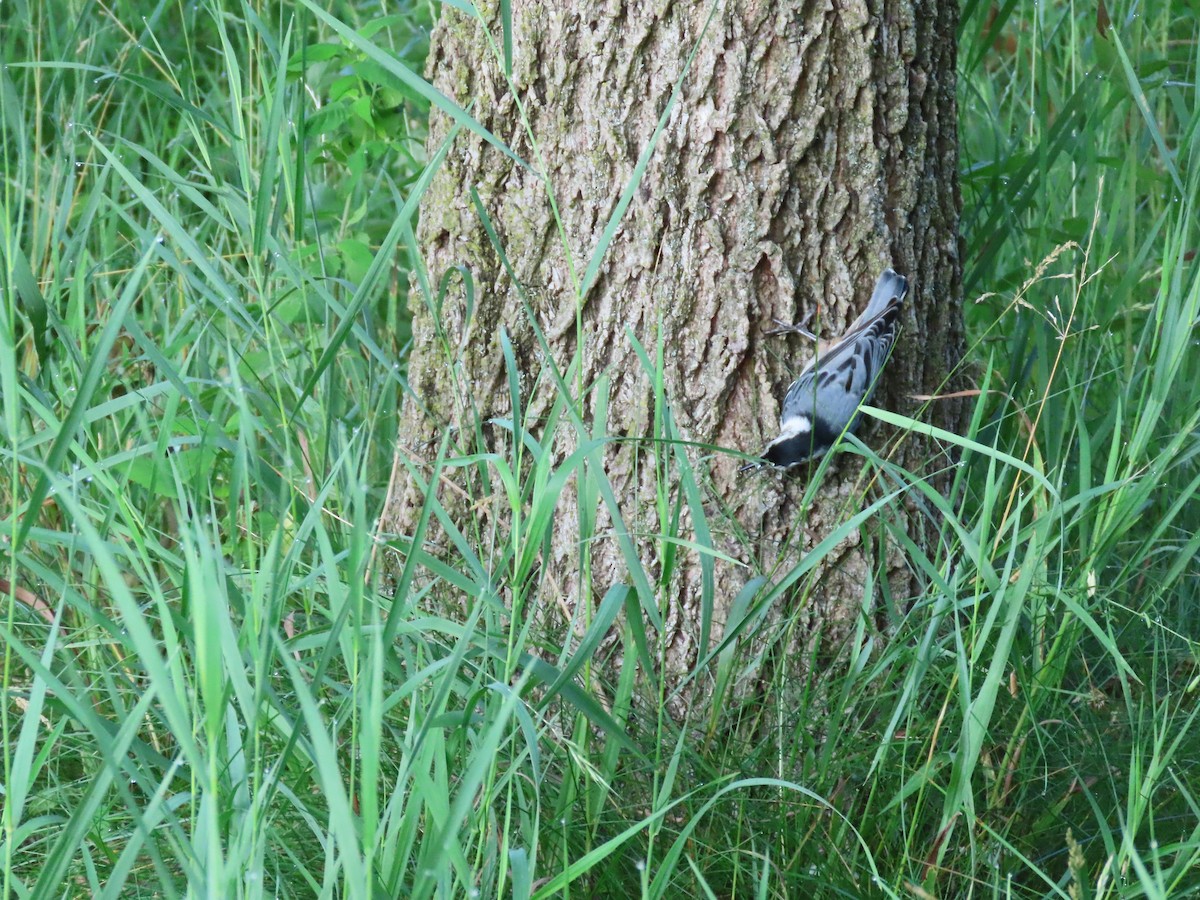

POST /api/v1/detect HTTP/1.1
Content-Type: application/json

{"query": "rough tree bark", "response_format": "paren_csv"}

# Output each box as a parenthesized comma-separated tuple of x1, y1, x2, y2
(380, 0, 963, 693)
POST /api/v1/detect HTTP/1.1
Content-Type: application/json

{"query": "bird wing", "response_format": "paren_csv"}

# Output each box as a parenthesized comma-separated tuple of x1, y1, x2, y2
(780, 297, 903, 426)
(790, 294, 903, 382)
(779, 369, 819, 422)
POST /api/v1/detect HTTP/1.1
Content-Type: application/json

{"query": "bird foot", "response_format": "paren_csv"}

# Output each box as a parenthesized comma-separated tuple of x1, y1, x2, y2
(763, 309, 818, 341)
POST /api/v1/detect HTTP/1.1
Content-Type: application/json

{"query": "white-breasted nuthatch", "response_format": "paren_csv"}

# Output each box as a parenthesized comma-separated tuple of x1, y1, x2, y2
(749, 267, 908, 469)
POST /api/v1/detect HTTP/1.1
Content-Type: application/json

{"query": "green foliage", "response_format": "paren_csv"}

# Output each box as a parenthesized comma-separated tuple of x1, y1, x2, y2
(1, 0, 1198, 897)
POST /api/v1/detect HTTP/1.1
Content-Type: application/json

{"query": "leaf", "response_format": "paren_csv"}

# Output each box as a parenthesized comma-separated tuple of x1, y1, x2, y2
(297, 0, 532, 172)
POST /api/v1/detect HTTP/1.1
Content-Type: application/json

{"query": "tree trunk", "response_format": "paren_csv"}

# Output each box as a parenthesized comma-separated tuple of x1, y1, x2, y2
(380, 0, 963, 695)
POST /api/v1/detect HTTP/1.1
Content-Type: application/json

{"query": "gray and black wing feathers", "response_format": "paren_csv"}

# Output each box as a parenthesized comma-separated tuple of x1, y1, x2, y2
(779, 269, 907, 432)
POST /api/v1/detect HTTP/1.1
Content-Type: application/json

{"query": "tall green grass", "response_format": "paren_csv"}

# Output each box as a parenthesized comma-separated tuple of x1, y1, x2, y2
(1, 0, 1197, 896)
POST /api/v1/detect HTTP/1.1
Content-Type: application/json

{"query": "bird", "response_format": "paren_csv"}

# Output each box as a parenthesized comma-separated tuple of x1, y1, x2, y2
(749, 267, 908, 470)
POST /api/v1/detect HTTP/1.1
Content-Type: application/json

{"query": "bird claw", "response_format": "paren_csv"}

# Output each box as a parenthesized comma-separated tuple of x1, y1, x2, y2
(763, 309, 818, 341)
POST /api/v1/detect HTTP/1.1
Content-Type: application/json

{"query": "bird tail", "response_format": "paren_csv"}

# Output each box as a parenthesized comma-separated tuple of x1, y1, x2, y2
(861, 267, 908, 321)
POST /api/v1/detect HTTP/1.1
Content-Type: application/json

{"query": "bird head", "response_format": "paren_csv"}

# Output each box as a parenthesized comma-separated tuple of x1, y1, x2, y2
(761, 415, 826, 468)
